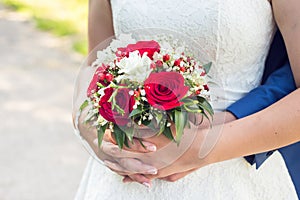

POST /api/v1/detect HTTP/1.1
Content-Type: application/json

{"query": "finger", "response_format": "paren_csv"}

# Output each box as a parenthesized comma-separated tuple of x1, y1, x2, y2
(123, 176, 152, 188)
(159, 169, 197, 182)
(98, 140, 130, 158)
(134, 125, 158, 138)
(122, 176, 134, 183)
(103, 129, 116, 144)
(118, 158, 158, 175)
(98, 139, 152, 158)
(122, 138, 157, 153)
(123, 175, 152, 188)
(104, 160, 127, 173)
(104, 159, 157, 176)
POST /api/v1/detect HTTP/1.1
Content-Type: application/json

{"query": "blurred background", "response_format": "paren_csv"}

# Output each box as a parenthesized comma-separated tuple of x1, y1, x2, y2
(0, 0, 89, 199)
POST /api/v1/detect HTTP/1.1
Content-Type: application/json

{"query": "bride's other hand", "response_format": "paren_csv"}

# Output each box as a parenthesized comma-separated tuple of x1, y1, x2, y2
(100, 128, 168, 187)
(75, 107, 158, 186)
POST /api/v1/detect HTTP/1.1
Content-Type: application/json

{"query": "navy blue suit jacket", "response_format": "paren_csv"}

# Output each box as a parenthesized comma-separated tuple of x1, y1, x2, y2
(227, 31, 299, 197)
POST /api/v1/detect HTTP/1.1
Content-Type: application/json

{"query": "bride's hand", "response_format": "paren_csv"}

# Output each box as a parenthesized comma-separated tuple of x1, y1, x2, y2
(101, 112, 235, 185)
(100, 127, 172, 187)
(119, 122, 212, 184)
(101, 119, 210, 185)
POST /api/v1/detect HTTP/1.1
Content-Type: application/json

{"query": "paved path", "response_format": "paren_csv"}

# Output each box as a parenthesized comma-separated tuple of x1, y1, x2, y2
(0, 5, 88, 200)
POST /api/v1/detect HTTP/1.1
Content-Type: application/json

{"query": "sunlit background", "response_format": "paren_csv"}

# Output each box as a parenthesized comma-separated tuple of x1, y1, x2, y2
(0, 1, 89, 199)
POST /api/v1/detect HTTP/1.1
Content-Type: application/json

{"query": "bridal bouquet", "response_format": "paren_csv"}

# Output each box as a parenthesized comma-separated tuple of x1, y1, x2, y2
(80, 35, 213, 149)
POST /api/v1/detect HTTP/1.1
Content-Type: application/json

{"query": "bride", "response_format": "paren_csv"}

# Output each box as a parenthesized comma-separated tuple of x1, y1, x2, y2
(75, 0, 300, 199)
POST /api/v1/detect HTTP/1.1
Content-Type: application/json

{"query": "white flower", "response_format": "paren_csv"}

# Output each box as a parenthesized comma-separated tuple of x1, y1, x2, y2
(140, 89, 146, 96)
(141, 97, 148, 102)
(97, 88, 106, 96)
(148, 114, 153, 120)
(110, 34, 136, 52)
(128, 90, 134, 96)
(133, 104, 138, 109)
(152, 52, 162, 61)
(117, 51, 153, 83)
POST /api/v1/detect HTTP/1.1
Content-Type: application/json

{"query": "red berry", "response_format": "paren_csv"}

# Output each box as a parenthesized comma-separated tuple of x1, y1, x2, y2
(150, 63, 156, 69)
(174, 59, 181, 66)
(196, 90, 201, 95)
(163, 54, 170, 62)
(200, 71, 206, 76)
(98, 72, 106, 81)
(134, 90, 140, 97)
(105, 73, 114, 82)
(203, 85, 209, 91)
(156, 60, 163, 68)
(180, 67, 186, 72)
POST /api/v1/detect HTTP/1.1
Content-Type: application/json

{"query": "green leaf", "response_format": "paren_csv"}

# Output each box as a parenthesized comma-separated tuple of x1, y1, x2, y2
(163, 126, 174, 141)
(174, 110, 188, 143)
(96, 82, 105, 88)
(141, 119, 151, 126)
(155, 112, 164, 122)
(181, 97, 195, 105)
(197, 96, 214, 117)
(113, 103, 125, 115)
(124, 126, 134, 142)
(97, 124, 108, 147)
(129, 108, 144, 118)
(137, 138, 147, 149)
(157, 113, 167, 135)
(113, 125, 126, 149)
(203, 62, 212, 74)
(80, 100, 89, 111)
(124, 138, 130, 148)
(202, 111, 213, 127)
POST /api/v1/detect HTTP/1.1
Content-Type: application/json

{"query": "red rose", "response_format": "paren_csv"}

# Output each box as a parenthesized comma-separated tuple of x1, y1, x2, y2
(87, 64, 111, 97)
(117, 40, 160, 60)
(99, 87, 135, 126)
(144, 72, 189, 110)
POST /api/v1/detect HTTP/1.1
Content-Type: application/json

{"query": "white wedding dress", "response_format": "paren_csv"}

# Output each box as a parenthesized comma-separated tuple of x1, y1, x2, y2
(75, 0, 297, 199)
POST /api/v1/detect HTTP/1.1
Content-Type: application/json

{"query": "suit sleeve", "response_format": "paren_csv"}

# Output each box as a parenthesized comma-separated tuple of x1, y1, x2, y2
(227, 62, 295, 118)
(226, 62, 296, 168)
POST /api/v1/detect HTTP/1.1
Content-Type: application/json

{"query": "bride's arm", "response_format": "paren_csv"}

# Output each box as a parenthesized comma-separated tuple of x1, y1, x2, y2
(205, 89, 300, 165)
(88, 0, 114, 52)
(132, 88, 300, 182)
(272, 0, 300, 87)
(74, 0, 114, 150)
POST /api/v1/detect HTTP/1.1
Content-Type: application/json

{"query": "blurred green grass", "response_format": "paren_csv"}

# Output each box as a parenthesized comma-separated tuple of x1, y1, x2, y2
(1, 0, 88, 55)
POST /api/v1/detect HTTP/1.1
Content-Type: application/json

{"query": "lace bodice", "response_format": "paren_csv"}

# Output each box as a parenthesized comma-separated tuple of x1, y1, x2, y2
(75, 1, 298, 199)
(111, 0, 275, 111)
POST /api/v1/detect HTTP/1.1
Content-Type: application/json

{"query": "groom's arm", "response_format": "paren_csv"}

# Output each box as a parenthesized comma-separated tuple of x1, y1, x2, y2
(226, 61, 296, 168)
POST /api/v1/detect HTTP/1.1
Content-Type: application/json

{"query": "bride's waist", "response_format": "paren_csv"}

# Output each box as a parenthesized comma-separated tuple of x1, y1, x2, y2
(208, 87, 251, 112)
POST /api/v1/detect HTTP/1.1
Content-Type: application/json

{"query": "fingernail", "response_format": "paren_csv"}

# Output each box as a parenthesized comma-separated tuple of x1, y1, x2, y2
(142, 182, 151, 188)
(146, 145, 157, 152)
(123, 179, 129, 183)
(93, 139, 98, 146)
(147, 168, 158, 175)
